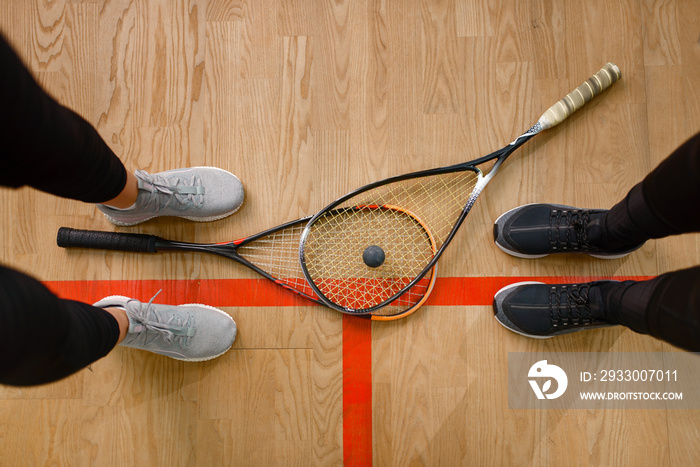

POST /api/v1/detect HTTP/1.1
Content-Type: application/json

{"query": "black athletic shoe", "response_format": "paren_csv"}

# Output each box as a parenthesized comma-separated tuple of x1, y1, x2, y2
(493, 203, 643, 259)
(492, 281, 618, 338)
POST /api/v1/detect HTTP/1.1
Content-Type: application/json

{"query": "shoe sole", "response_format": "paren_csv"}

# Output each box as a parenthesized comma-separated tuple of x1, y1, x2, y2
(493, 203, 637, 260)
(102, 167, 244, 226)
(96, 295, 236, 362)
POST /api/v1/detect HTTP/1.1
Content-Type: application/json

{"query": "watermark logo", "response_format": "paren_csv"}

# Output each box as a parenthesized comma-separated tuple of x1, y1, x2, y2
(528, 360, 568, 400)
(509, 352, 698, 409)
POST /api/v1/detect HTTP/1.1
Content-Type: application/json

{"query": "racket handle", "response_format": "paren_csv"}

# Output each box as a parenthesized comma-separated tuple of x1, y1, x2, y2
(537, 62, 621, 130)
(57, 227, 159, 253)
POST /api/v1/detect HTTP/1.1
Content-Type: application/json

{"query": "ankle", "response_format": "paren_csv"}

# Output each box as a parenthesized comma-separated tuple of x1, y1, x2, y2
(104, 306, 130, 344)
(587, 216, 644, 251)
(102, 171, 139, 209)
(599, 279, 658, 334)
(592, 189, 653, 249)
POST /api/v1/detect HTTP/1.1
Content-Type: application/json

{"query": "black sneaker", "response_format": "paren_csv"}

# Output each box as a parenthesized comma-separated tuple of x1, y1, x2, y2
(493, 203, 643, 259)
(492, 281, 619, 338)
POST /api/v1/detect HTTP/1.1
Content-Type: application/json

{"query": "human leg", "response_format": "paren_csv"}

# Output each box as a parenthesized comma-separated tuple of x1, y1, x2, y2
(0, 265, 238, 386)
(604, 266, 700, 351)
(491, 133, 700, 350)
(494, 132, 700, 257)
(0, 33, 244, 221)
(492, 265, 700, 352)
(598, 132, 700, 246)
(0, 33, 127, 202)
(0, 265, 120, 386)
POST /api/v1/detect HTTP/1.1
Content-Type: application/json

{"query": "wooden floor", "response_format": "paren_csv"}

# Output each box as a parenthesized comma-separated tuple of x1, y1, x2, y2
(1, 0, 699, 465)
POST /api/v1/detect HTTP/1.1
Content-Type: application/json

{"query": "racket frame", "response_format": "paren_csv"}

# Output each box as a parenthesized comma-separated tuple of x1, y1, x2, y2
(58, 211, 438, 319)
(299, 131, 534, 314)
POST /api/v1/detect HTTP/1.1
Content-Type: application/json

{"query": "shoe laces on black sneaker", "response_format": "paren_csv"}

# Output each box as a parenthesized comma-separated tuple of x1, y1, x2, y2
(548, 283, 602, 329)
(549, 209, 600, 253)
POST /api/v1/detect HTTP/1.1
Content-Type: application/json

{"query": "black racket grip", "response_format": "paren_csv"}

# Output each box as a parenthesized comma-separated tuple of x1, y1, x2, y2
(57, 227, 160, 253)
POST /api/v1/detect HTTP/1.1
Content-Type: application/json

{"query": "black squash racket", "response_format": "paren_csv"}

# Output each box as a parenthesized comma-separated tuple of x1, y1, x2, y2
(57, 205, 437, 321)
(299, 63, 621, 314)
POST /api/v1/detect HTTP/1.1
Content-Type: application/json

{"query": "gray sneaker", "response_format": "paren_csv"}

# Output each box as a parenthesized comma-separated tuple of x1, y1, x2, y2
(98, 167, 244, 226)
(492, 281, 618, 338)
(94, 294, 237, 361)
(493, 203, 643, 259)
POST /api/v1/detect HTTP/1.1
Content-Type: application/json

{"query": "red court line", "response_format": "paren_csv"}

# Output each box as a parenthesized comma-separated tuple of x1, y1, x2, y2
(43, 275, 652, 467)
(44, 276, 654, 307)
(342, 315, 373, 467)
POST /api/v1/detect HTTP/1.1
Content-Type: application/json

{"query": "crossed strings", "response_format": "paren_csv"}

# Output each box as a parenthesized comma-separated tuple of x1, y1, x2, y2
(234, 170, 479, 314)
(234, 218, 435, 317)
(303, 170, 480, 311)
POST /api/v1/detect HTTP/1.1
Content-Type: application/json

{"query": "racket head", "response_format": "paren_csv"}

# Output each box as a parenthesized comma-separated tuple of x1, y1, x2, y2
(300, 167, 482, 314)
(234, 213, 438, 319)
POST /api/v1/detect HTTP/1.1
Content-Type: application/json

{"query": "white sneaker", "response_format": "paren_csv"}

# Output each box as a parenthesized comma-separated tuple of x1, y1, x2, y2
(95, 293, 237, 361)
(98, 167, 244, 226)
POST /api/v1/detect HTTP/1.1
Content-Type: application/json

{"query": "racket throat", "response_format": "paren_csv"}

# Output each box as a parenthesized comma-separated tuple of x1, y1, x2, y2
(155, 240, 237, 259)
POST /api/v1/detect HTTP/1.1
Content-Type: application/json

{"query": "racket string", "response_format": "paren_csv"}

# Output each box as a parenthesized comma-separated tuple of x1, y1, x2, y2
(305, 208, 433, 310)
(235, 179, 464, 312)
(303, 170, 478, 311)
(237, 224, 312, 295)
(236, 220, 431, 315)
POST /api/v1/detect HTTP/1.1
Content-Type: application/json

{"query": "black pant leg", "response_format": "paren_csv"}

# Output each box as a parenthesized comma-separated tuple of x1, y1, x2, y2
(641, 133, 700, 234)
(0, 33, 127, 203)
(643, 266, 700, 351)
(0, 266, 120, 386)
(597, 134, 700, 351)
(603, 133, 700, 245)
(602, 265, 700, 352)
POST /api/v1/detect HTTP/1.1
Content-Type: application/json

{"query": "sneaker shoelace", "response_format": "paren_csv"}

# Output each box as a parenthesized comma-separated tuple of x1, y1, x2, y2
(548, 284, 595, 328)
(135, 170, 205, 212)
(549, 209, 596, 252)
(124, 291, 196, 348)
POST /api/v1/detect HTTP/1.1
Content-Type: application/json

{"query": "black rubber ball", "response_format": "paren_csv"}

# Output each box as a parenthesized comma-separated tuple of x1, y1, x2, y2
(362, 245, 385, 268)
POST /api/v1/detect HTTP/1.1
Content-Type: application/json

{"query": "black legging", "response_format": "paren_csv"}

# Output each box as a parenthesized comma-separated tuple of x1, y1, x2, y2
(1, 33, 121, 386)
(0, 35, 126, 200)
(0, 266, 119, 385)
(600, 133, 700, 352)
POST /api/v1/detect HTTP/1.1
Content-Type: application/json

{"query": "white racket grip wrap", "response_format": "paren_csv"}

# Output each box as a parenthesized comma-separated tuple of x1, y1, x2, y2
(537, 62, 621, 130)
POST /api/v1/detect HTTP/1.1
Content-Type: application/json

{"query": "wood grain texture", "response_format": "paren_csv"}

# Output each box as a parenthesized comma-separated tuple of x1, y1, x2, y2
(421, 0, 462, 114)
(1, 0, 700, 465)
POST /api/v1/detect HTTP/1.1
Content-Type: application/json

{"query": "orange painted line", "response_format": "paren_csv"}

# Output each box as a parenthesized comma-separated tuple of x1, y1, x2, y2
(42, 278, 312, 307)
(43, 276, 654, 307)
(342, 315, 373, 467)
